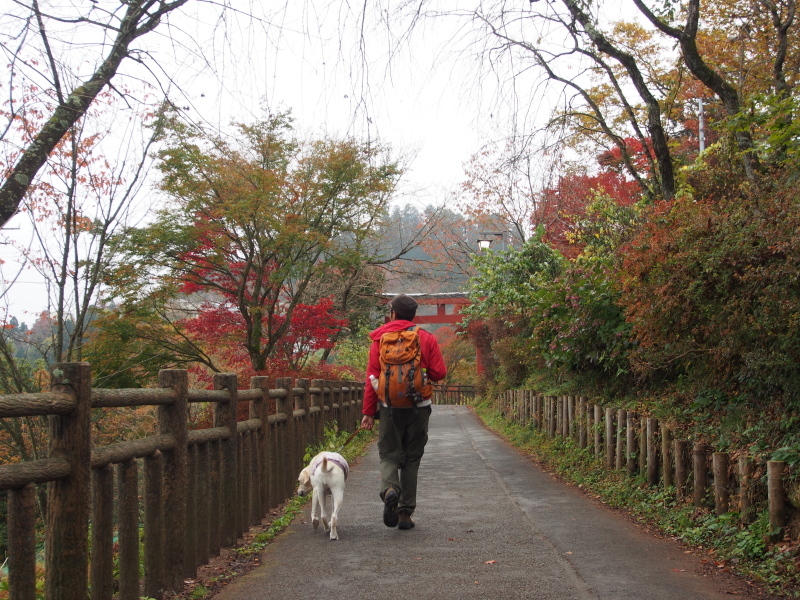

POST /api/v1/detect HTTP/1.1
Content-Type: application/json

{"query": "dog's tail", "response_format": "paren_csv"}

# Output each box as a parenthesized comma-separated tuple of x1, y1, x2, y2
(320, 456, 331, 473)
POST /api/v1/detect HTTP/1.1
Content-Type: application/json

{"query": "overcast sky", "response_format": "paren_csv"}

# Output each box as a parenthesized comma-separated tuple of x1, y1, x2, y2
(0, 1, 507, 321)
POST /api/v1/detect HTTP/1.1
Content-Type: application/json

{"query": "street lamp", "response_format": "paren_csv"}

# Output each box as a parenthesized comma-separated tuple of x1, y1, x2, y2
(477, 231, 507, 251)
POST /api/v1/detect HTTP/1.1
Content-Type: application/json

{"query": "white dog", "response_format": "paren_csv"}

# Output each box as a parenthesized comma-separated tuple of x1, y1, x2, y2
(296, 451, 349, 540)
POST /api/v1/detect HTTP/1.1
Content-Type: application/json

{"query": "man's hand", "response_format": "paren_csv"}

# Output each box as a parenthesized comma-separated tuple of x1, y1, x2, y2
(361, 414, 375, 430)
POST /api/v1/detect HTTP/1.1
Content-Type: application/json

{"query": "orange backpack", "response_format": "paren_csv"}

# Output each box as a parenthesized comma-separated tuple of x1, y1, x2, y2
(377, 326, 432, 409)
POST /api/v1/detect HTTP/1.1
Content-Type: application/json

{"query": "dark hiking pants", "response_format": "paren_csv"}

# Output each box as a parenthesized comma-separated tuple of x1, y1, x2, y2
(378, 405, 431, 515)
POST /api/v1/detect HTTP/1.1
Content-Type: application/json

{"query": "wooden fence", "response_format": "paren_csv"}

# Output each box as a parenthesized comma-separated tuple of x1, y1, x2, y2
(432, 384, 476, 405)
(495, 391, 794, 540)
(0, 363, 363, 600)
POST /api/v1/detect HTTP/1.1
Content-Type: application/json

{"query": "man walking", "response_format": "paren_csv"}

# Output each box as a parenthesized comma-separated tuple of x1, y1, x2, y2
(360, 294, 447, 530)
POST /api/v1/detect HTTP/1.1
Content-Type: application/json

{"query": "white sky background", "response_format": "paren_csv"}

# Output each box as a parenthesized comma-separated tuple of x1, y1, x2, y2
(0, 0, 634, 322)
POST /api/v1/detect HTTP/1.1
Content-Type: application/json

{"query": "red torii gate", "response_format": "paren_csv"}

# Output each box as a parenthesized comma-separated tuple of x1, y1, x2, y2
(380, 293, 487, 373)
(380, 292, 470, 325)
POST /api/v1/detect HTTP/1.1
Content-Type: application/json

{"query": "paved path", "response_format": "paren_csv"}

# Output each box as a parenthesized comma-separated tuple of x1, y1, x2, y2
(215, 405, 776, 600)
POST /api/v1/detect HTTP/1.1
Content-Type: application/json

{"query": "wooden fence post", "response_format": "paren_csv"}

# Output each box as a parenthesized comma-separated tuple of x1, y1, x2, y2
(626, 413, 638, 476)
(568, 396, 575, 438)
(605, 407, 615, 469)
(209, 439, 222, 555)
(693, 443, 709, 507)
(638, 421, 647, 474)
(578, 398, 586, 449)
(158, 368, 188, 592)
(213, 373, 239, 548)
(297, 378, 311, 464)
(196, 442, 211, 568)
(585, 402, 593, 454)
(8, 483, 37, 600)
(768, 460, 786, 541)
(311, 378, 325, 444)
(90, 465, 113, 600)
(186, 444, 199, 575)
(46, 362, 91, 600)
(661, 425, 673, 488)
(615, 409, 625, 470)
(647, 419, 659, 486)
(276, 377, 295, 501)
(713, 452, 730, 515)
(675, 440, 689, 500)
(118, 458, 140, 600)
(594, 405, 602, 457)
(143, 452, 163, 599)
(251, 376, 270, 517)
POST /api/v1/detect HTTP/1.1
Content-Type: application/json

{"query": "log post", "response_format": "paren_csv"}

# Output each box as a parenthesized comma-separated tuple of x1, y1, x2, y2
(594, 405, 602, 457)
(638, 421, 647, 474)
(768, 460, 786, 541)
(311, 378, 325, 446)
(197, 443, 210, 569)
(578, 398, 587, 449)
(675, 440, 689, 501)
(276, 377, 295, 500)
(605, 407, 615, 469)
(46, 362, 91, 600)
(739, 456, 754, 524)
(251, 376, 270, 516)
(585, 402, 593, 454)
(567, 396, 575, 438)
(536, 395, 543, 431)
(159, 369, 189, 591)
(661, 425, 673, 488)
(186, 444, 198, 575)
(626, 413, 638, 476)
(213, 372, 238, 548)
(118, 458, 140, 600)
(712, 452, 730, 515)
(143, 452, 163, 600)
(693, 443, 709, 507)
(238, 431, 250, 535)
(90, 466, 113, 600)
(209, 440, 222, 555)
(9, 483, 37, 600)
(615, 409, 625, 470)
(647, 418, 659, 486)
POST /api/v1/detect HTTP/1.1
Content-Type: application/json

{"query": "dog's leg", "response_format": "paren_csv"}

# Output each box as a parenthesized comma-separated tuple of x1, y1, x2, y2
(329, 485, 343, 541)
(320, 489, 330, 533)
(311, 485, 320, 530)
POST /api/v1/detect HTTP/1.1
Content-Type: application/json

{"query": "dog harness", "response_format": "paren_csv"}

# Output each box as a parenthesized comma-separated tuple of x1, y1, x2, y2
(311, 454, 349, 480)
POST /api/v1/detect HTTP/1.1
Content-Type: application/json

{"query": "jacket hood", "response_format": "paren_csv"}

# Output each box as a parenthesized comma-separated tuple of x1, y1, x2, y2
(369, 319, 418, 341)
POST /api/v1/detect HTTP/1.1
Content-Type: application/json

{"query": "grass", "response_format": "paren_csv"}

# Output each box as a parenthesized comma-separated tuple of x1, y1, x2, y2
(472, 399, 800, 597)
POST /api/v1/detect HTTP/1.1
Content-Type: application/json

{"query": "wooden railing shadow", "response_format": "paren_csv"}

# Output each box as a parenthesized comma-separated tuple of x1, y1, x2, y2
(0, 364, 363, 600)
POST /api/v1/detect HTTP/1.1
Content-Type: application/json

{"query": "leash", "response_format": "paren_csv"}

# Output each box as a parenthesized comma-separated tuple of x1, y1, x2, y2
(337, 426, 370, 452)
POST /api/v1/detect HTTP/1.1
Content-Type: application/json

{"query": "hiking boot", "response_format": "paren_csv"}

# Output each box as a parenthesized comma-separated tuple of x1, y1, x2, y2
(398, 510, 415, 530)
(383, 487, 399, 527)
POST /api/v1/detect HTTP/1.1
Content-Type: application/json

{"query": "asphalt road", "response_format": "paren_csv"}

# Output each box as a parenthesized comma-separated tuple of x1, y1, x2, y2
(214, 405, 778, 600)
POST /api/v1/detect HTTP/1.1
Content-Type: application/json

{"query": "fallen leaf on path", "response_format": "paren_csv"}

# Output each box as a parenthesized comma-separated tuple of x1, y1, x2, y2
(672, 569, 687, 572)
(485, 560, 497, 564)
(413, 557, 423, 560)
(565, 551, 573, 555)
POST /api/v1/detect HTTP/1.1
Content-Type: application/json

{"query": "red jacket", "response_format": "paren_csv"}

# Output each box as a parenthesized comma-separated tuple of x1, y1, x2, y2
(361, 320, 447, 416)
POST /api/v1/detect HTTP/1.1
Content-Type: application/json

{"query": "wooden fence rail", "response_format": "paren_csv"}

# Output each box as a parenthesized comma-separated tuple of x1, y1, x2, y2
(0, 363, 364, 600)
(432, 384, 476, 406)
(495, 391, 794, 540)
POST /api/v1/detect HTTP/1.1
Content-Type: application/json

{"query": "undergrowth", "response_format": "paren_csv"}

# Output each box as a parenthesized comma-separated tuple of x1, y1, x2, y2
(473, 399, 800, 597)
